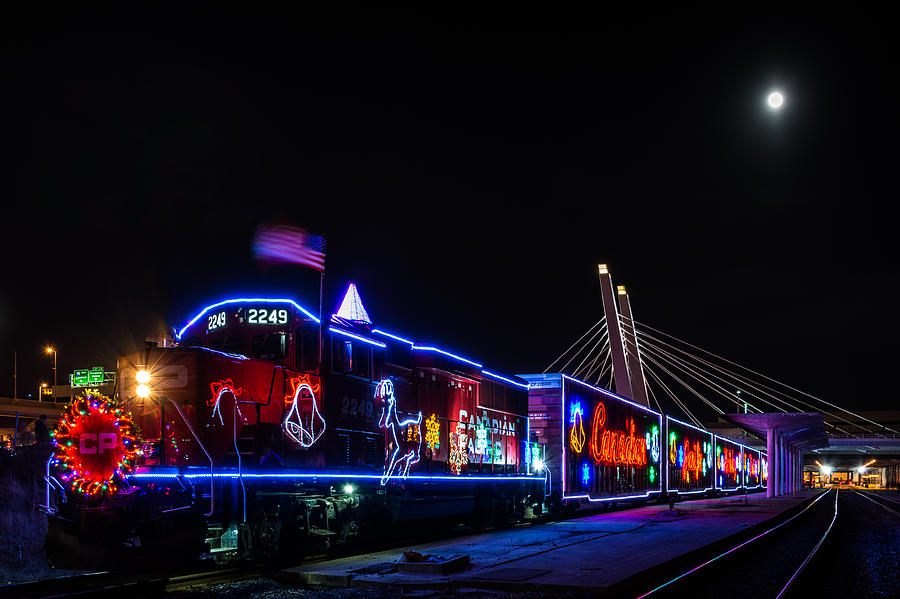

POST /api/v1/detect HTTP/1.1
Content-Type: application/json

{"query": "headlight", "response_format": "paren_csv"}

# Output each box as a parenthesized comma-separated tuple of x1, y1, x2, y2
(136, 383, 151, 398)
(136, 370, 152, 384)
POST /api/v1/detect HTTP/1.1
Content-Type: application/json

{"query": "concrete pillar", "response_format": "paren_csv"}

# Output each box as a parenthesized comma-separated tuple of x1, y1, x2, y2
(784, 442, 791, 495)
(767, 428, 776, 498)
(773, 434, 781, 496)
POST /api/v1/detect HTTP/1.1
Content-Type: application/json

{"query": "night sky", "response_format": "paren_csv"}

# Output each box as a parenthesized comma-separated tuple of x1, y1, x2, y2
(2, 9, 896, 417)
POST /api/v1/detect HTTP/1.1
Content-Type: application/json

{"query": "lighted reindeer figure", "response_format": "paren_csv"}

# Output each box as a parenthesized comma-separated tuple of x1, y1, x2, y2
(376, 379, 422, 485)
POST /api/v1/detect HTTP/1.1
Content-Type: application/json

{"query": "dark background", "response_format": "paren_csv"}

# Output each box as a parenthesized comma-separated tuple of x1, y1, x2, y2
(2, 8, 896, 418)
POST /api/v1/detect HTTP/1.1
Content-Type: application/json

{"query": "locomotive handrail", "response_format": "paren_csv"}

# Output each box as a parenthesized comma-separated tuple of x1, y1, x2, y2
(40, 453, 66, 515)
(234, 402, 247, 523)
(164, 397, 215, 517)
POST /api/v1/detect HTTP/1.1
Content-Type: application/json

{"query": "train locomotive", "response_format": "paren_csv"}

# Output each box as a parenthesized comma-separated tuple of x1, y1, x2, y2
(45, 283, 769, 563)
(46, 285, 545, 562)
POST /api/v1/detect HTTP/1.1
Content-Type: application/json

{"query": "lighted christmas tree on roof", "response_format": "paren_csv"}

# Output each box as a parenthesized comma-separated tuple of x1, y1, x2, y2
(335, 282, 371, 324)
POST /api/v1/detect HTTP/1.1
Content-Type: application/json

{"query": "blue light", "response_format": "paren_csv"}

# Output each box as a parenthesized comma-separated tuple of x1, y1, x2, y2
(569, 401, 583, 424)
(129, 472, 539, 482)
(329, 327, 387, 348)
(412, 346, 483, 368)
(176, 298, 319, 340)
(581, 463, 591, 486)
(481, 369, 529, 389)
(371, 329, 415, 345)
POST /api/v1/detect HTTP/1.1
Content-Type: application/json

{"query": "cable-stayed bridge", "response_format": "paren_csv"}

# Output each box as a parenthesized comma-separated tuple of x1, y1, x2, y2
(542, 265, 900, 494)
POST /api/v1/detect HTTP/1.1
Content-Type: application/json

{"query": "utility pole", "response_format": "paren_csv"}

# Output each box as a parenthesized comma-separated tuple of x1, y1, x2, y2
(597, 265, 634, 400)
(617, 285, 651, 408)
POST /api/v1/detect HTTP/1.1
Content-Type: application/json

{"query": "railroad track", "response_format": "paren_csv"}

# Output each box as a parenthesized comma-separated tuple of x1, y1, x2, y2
(634, 489, 840, 598)
(853, 489, 900, 518)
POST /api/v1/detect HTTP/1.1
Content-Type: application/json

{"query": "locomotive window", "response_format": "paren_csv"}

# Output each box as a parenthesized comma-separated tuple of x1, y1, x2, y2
(252, 331, 287, 360)
(331, 338, 371, 379)
(296, 326, 318, 371)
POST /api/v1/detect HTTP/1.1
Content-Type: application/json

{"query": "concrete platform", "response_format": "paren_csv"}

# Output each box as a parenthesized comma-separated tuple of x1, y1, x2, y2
(280, 490, 821, 595)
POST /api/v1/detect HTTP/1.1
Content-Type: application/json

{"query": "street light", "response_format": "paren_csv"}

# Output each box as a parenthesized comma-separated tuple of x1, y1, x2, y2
(45, 346, 57, 388)
(39, 382, 47, 403)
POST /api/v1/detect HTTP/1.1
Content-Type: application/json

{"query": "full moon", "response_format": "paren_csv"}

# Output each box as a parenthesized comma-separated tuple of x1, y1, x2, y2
(767, 91, 785, 109)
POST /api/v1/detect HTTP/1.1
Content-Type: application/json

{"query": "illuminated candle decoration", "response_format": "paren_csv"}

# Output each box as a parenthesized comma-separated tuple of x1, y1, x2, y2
(209, 379, 244, 424)
(424, 414, 440, 450)
(376, 379, 422, 485)
(284, 382, 326, 448)
(449, 422, 468, 475)
(53, 389, 138, 499)
(648, 426, 661, 463)
(669, 433, 678, 464)
(570, 401, 585, 453)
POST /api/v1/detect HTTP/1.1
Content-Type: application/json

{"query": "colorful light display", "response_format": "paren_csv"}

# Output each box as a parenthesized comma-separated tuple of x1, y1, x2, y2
(666, 417, 714, 494)
(475, 422, 489, 458)
(449, 422, 468, 475)
(209, 379, 244, 425)
(53, 390, 138, 498)
(715, 437, 743, 490)
(589, 402, 647, 467)
(569, 401, 585, 453)
(424, 414, 440, 450)
(561, 376, 662, 502)
(284, 382, 326, 448)
(376, 379, 422, 484)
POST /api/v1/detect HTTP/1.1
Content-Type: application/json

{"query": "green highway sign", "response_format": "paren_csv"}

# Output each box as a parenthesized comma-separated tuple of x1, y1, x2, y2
(70, 366, 116, 388)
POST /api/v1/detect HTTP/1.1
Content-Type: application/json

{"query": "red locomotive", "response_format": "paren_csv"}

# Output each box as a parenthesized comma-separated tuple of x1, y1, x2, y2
(48, 284, 545, 562)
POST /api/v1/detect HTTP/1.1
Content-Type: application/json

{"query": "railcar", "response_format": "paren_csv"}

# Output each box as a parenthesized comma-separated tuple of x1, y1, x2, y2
(47, 286, 545, 562)
(520, 373, 663, 509)
(521, 374, 769, 510)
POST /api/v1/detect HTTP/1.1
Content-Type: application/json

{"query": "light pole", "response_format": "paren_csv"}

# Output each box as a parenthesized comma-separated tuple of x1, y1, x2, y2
(45, 346, 57, 390)
(39, 382, 47, 403)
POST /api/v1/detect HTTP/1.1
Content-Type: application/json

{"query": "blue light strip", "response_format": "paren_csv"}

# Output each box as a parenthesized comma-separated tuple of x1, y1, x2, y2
(129, 472, 538, 482)
(481, 370, 529, 389)
(329, 327, 387, 348)
(666, 415, 711, 435)
(371, 329, 415, 345)
(176, 298, 320, 340)
(412, 346, 483, 368)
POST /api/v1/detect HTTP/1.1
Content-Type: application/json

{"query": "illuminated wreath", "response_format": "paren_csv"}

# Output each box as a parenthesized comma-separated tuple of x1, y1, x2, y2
(52, 389, 139, 498)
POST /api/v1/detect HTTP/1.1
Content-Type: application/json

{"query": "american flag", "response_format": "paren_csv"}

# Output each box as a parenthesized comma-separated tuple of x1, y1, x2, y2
(252, 225, 326, 272)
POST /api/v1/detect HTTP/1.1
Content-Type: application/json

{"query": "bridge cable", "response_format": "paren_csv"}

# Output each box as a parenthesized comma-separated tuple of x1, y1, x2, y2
(626, 315, 890, 435)
(543, 317, 605, 373)
(633, 328, 867, 436)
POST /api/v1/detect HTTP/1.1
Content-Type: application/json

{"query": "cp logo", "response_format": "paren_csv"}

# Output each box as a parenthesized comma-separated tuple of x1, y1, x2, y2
(80, 432, 118, 454)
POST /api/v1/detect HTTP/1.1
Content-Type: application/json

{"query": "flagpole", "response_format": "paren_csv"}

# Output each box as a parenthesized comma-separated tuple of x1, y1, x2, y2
(318, 235, 325, 373)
